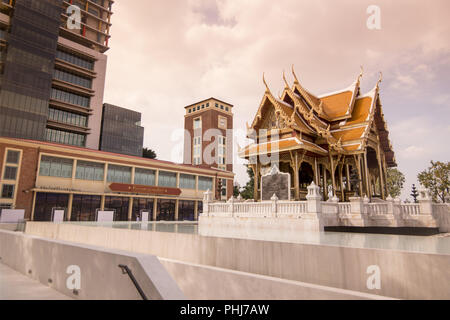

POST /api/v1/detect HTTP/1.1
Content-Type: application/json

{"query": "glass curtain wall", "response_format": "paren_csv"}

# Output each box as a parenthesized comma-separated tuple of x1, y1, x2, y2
(0, 0, 63, 140)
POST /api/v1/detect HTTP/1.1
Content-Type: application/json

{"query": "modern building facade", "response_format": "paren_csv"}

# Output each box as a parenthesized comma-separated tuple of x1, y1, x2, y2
(0, 136, 234, 221)
(184, 97, 234, 200)
(0, 0, 113, 150)
(99, 103, 144, 157)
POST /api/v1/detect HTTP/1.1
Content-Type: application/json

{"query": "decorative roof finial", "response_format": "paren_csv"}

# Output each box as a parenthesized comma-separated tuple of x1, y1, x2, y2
(376, 71, 383, 88)
(263, 72, 270, 93)
(358, 65, 364, 82)
(291, 65, 299, 84)
(282, 70, 290, 89)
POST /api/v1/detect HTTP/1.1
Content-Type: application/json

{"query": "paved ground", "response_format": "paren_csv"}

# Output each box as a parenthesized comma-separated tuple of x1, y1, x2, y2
(0, 263, 71, 300)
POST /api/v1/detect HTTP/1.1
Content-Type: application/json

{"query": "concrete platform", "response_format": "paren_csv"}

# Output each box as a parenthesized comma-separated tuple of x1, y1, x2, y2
(0, 263, 71, 300)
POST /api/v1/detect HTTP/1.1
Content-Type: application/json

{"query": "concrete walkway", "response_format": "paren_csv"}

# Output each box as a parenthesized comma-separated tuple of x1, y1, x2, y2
(0, 263, 71, 300)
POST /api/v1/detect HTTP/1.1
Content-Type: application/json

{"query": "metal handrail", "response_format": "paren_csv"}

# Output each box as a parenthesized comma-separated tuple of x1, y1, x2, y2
(118, 264, 148, 300)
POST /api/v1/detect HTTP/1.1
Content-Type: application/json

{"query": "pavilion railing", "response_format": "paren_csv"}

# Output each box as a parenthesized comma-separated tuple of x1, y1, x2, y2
(201, 184, 449, 231)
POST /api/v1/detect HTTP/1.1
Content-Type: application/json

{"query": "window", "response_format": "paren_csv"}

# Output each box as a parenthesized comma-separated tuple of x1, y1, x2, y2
(220, 105, 224, 110)
(107, 165, 131, 183)
(193, 118, 202, 130)
(134, 168, 155, 186)
(221, 179, 227, 197)
(218, 116, 227, 129)
(178, 200, 195, 221)
(56, 49, 94, 70)
(198, 176, 213, 191)
(45, 128, 86, 147)
(51, 88, 90, 108)
(54, 69, 92, 89)
(193, 136, 202, 165)
(180, 174, 195, 189)
(218, 135, 226, 169)
(1, 184, 15, 199)
(39, 156, 73, 178)
(226, 107, 229, 112)
(158, 171, 177, 187)
(6, 150, 20, 164)
(88, 7, 99, 17)
(76, 161, 104, 181)
(206, 103, 209, 107)
(3, 166, 17, 180)
(48, 108, 87, 127)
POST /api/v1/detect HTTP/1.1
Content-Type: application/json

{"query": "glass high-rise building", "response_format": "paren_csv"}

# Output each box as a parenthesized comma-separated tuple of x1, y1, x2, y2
(0, 0, 113, 149)
(100, 103, 144, 157)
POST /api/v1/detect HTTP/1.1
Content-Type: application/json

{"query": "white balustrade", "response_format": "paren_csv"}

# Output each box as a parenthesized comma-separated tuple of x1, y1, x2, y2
(366, 203, 389, 216)
(277, 201, 307, 217)
(338, 203, 351, 215)
(321, 202, 339, 215)
(202, 186, 447, 229)
(398, 203, 421, 217)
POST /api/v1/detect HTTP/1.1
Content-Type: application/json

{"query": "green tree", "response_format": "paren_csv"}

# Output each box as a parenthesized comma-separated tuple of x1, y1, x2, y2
(233, 183, 240, 197)
(142, 148, 157, 159)
(410, 184, 419, 203)
(418, 161, 450, 203)
(386, 168, 405, 198)
(240, 165, 254, 200)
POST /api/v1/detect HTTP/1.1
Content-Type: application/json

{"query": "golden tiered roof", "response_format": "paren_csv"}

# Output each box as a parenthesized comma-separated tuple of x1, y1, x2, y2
(239, 68, 396, 167)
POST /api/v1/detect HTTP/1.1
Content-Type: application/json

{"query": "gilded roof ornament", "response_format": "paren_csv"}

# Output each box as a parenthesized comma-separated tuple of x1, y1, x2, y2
(377, 72, 383, 88)
(263, 72, 271, 93)
(358, 65, 364, 83)
(283, 70, 290, 89)
(291, 65, 299, 84)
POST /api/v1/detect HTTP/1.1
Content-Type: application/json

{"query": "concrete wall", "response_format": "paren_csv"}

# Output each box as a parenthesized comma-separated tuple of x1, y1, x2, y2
(0, 223, 18, 231)
(159, 258, 393, 300)
(0, 230, 184, 300)
(25, 222, 450, 299)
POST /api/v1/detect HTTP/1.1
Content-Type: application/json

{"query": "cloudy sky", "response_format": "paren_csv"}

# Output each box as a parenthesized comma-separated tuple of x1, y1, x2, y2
(103, 0, 450, 200)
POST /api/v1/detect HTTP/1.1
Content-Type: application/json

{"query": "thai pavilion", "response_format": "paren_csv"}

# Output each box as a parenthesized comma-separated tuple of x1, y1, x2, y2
(238, 67, 396, 202)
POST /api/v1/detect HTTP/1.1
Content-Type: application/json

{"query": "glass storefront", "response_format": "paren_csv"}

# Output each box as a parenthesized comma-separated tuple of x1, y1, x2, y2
(104, 196, 130, 221)
(34, 192, 69, 221)
(132, 198, 154, 221)
(156, 199, 176, 221)
(178, 200, 195, 221)
(71, 195, 101, 222)
(33, 193, 202, 222)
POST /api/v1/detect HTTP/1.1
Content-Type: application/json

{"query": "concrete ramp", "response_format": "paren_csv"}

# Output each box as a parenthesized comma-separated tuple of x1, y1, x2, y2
(0, 263, 71, 300)
(0, 230, 185, 300)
